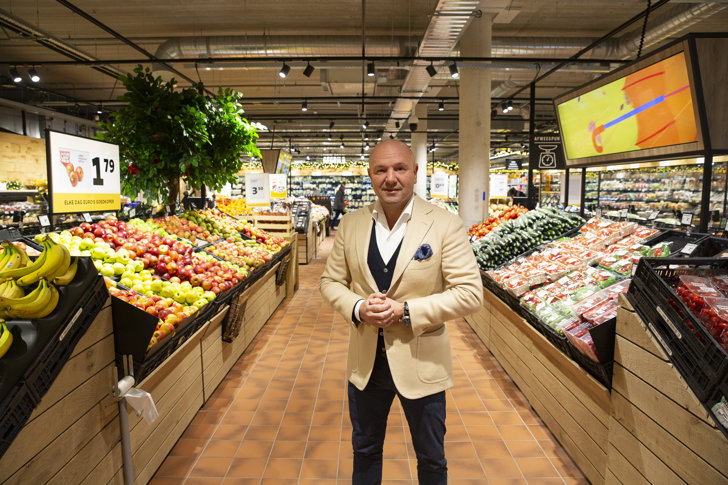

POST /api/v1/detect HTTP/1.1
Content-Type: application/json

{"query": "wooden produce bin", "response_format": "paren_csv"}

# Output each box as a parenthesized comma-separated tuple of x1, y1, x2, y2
(0, 300, 120, 485)
(254, 213, 293, 239)
(297, 217, 316, 265)
(607, 296, 728, 484)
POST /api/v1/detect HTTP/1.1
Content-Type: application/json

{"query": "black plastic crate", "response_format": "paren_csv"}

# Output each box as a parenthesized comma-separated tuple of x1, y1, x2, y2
(640, 229, 707, 256)
(692, 236, 728, 258)
(0, 384, 36, 460)
(568, 346, 614, 388)
(628, 257, 728, 402)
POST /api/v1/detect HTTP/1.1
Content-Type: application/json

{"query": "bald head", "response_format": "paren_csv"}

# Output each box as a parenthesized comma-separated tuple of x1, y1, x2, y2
(369, 139, 415, 169)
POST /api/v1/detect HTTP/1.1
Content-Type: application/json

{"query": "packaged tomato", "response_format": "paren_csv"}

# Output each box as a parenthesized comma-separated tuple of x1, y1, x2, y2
(675, 275, 722, 314)
(505, 275, 531, 297)
(709, 275, 728, 297)
(699, 297, 728, 339)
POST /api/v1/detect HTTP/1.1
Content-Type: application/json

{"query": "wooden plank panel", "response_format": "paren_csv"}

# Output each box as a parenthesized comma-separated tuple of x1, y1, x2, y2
(82, 441, 124, 485)
(607, 417, 684, 484)
(69, 302, 112, 359)
(612, 364, 727, 470)
(613, 335, 707, 419)
(0, 132, 47, 183)
(606, 443, 648, 485)
(615, 304, 669, 361)
(0, 364, 118, 483)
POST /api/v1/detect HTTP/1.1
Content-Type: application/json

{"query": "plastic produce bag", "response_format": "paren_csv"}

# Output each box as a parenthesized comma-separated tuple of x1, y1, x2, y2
(125, 388, 159, 424)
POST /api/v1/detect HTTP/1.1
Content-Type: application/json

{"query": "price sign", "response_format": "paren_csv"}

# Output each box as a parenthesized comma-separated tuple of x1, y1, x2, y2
(648, 210, 659, 221)
(620, 209, 628, 219)
(38, 215, 51, 227)
(488, 174, 509, 198)
(269, 174, 288, 199)
(129, 207, 136, 218)
(245, 174, 270, 206)
(430, 172, 449, 198)
(46, 130, 120, 214)
(595, 208, 603, 218)
(82, 212, 92, 223)
(681, 243, 698, 255)
(681, 213, 694, 226)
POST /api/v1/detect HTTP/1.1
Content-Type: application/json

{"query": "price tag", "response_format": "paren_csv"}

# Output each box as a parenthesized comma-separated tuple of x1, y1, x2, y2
(681, 243, 698, 255)
(82, 212, 92, 223)
(245, 174, 270, 206)
(681, 213, 694, 226)
(38, 215, 51, 227)
(620, 209, 628, 219)
(595, 208, 602, 218)
(46, 130, 121, 214)
(129, 208, 136, 218)
(648, 210, 659, 221)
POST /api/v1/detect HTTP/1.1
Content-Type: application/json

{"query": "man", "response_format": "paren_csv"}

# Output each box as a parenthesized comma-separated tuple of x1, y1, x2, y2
(332, 183, 346, 227)
(319, 140, 483, 483)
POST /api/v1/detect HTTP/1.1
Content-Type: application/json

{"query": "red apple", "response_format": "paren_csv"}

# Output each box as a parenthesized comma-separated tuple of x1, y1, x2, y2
(157, 308, 172, 320)
(201, 279, 212, 290)
(145, 306, 159, 317)
(169, 276, 181, 284)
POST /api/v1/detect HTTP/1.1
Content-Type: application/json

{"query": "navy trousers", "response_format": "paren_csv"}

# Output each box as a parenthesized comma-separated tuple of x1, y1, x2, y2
(348, 334, 447, 484)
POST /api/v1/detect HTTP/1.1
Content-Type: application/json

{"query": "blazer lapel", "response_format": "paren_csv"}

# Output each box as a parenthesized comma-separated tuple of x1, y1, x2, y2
(355, 205, 378, 293)
(388, 196, 434, 291)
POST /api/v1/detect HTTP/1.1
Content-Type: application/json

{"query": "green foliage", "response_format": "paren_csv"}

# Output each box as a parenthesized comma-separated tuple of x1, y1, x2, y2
(96, 65, 260, 206)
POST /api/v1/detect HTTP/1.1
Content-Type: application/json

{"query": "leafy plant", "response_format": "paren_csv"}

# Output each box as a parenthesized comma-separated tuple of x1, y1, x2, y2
(96, 66, 260, 208)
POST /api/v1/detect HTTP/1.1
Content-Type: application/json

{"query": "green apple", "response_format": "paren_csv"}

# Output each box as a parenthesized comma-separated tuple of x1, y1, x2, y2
(160, 285, 175, 299)
(100, 264, 115, 278)
(150, 279, 163, 292)
(132, 260, 144, 273)
(96, 241, 110, 249)
(173, 289, 188, 304)
(185, 292, 199, 305)
(193, 298, 209, 308)
(121, 270, 135, 280)
(91, 247, 107, 260)
(112, 262, 126, 275)
(93, 259, 103, 270)
(80, 250, 91, 257)
(203, 291, 216, 302)
(79, 239, 95, 250)
(132, 283, 145, 294)
(119, 277, 133, 287)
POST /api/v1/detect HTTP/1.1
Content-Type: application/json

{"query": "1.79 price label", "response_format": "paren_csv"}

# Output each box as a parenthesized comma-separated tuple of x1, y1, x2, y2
(46, 130, 121, 214)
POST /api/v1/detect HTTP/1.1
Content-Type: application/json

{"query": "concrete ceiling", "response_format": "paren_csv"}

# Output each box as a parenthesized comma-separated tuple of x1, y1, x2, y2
(0, 0, 726, 161)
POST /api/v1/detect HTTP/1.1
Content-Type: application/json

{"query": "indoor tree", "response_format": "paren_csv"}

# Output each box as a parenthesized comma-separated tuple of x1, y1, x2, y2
(96, 66, 260, 210)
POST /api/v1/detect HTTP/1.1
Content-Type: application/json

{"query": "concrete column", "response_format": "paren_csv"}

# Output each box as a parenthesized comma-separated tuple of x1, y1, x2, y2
(458, 12, 493, 228)
(412, 103, 428, 198)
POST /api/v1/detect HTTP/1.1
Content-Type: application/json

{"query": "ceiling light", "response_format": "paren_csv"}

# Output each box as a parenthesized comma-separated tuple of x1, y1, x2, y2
(438, 100, 444, 111)
(278, 63, 290, 78)
(340, 137, 345, 149)
(301, 100, 308, 112)
(306, 155, 310, 161)
(9, 67, 21, 83)
(328, 120, 335, 130)
(505, 100, 514, 112)
(360, 153, 365, 160)
(367, 62, 375, 77)
(448, 62, 459, 79)
(426, 62, 437, 77)
(303, 62, 315, 78)
(28, 67, 40, 82)
(362, 120, 369, 130)
(96, 106, 103, 114)
(327, 135, 332, 141)
(364, 143, 369, 151)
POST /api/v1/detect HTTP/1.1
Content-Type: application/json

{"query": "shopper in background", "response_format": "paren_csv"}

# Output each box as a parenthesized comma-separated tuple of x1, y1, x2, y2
(507, 186, 526, 206)
(320, 139, 483, 484)
(332, 183, 346, 228)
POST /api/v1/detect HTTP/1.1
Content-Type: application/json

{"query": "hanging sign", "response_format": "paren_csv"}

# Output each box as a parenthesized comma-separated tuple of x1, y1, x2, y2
(530, 135, 566, 170)
(269, 173, 288, 199)
(430, 172, 449, 198)
(245, 173, 270, 206)
(489, 174, 509, 197)
(46, 130, 121, 214)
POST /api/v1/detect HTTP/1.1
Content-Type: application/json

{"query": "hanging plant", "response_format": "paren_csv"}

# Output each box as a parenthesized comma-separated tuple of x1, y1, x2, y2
(96, 65, 260, 209)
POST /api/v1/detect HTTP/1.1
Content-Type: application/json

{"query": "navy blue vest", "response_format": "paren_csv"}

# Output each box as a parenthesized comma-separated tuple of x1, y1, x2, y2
(367, 220, 403, 293)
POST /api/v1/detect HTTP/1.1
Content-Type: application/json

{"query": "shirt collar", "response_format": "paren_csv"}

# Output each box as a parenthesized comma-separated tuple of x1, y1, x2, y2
(372, 195, 415, 230)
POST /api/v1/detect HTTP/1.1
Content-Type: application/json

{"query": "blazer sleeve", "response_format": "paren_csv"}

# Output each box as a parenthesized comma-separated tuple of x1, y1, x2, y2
(319, 215, 363, 326)
(408, 214, 484, 337)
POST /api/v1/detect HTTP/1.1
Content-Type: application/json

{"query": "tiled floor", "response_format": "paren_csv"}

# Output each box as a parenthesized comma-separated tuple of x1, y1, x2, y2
(151, 234, 589, 484)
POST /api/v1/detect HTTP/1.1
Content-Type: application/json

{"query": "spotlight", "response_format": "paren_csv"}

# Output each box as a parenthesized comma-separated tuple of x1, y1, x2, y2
(505, 100, 514, 112)
(362, 120, 369, 130)
(438, 100, 444, 111)
(303, 62, 315, 78)
(301, 100, 308, 112)
(306, 155, 310, 161)
(448, 62, 459, 79)
(426, 62, 437, 77)
(364, 143, 369, 151)
(9, 67, 21, 83)
(278, 63, 290, 78)
(328, 120, 335, 130)
(97, 106, 103, 114)
(367, 62, 375, 77)
(360, 153, 365, 160)
(340, 137, 345, 149)
(28, 67, 40, 82)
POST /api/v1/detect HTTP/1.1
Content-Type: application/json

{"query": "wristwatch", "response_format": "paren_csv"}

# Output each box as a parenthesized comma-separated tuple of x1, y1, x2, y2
(401, 302, 411, 326)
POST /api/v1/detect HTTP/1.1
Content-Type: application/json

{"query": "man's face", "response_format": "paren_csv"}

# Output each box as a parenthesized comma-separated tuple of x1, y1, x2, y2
(367, 140, 418, 210)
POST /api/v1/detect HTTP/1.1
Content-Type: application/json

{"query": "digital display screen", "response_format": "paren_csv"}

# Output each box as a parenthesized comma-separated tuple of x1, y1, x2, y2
(275, 151, 292, 175)
(556, 52, 698, 160)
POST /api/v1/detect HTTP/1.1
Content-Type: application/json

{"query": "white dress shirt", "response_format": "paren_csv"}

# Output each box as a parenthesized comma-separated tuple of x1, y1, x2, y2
(354, 196, 415, 320)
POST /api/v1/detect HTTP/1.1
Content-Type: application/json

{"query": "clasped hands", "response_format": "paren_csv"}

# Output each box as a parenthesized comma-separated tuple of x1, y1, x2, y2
(359, 292, 404, 328)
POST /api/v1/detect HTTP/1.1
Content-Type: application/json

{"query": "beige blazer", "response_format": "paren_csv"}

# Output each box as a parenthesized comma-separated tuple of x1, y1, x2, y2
(319, 195, 483, 399)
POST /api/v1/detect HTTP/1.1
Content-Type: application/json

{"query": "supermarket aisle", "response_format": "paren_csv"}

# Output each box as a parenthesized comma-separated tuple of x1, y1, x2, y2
(151, 235, 587, 484)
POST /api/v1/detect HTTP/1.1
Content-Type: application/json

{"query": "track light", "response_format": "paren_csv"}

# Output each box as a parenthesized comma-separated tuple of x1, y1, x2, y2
(506, 99, 514, 112)
(306, 155, 310, 161)
(301, 100, 308, 112)
(377, 131, 383, 141)
(303, 62, 315, 78)
(448, 62, 459, 79)
(328, 120, 335, 130)
(362, 120, 369, 130)
(9, 67, 21, 83)
(438, 100, 444, 111)
(278, 62, 290, 78)
(28, 67, 40, 82)
(97, 105, 103, 114)
(364, 143, 370, 151)
(340, 137, 345, 149)
(367, 62, 375, 77)
(426, 62, 437, 77)
(395, 120, 400, 129)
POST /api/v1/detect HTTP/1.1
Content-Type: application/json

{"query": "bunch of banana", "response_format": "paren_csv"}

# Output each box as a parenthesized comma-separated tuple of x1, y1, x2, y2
(0, 236, 72, 286)
(0, 278, 59, 320)
(0, 279, 25, 298)
(0, 242, 29, 272)
(0, 319, 12, 359)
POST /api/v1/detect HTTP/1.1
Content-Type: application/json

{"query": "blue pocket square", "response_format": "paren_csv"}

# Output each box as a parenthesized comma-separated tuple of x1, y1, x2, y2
(414, 244, 433, 261)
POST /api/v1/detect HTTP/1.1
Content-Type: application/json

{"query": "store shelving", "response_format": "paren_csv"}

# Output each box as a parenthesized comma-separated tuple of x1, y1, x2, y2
(289, 175, 376, 211)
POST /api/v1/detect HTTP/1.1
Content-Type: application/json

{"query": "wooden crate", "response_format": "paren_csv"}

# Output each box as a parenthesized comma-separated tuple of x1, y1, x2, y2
(467, 288, 611, 485)
(0, 300, 120, 485)
(297, 220, 316, 264)
(254, 213, 292, 237)
(607, 296, 728, 484)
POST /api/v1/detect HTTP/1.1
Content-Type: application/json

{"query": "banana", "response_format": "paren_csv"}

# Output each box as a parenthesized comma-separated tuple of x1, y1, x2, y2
(16, 240, 67, 287)
(16, 245, 29, 267)
(53, 257, 78, 286)
(0, 243, 12, 269)
(0, 241, 47, 282)
(45, 244, 71, 282)
(0, 320, 12, 359)
(27, 283, 59, 320)
(0, 279, 48, 309)
(1, 279, 54, 320)
(1, 280, 25, 299)
(0, 245, 24, 272)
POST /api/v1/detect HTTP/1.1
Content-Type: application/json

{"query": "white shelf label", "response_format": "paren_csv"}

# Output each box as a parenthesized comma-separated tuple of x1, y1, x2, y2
(38, 215, 50, 227)
(129, 208, 136, 218)
(648, 210, 659, 221)
(620, 209, 628, 219)
(681, 243, 698, 255)
(82, 212, 92, 223)
(681, 213, 694, 225)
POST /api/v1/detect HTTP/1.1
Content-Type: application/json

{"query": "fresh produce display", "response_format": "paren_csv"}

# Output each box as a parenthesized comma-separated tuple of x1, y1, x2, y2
(2, 180, 24, 190)
(205, 239, 273, 271)
(468, 206, 528, 239)
(147, 214, 223, 243)
(185, 209, 244, 242)
(674, 274, 728, 351)
(472, 207, 584, 271)
(217, 197, 252, 216)
(310, 204, 329, 223)
(0, 319, 12, 359)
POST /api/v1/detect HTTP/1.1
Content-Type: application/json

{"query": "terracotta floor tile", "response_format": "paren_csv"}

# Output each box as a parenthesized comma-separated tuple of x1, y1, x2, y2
(170, 438, 207, 457)
(481, 458, 524, 479)
(300, 459, 339, 479)
(484, 479, 527, 485)
(497, 425, 535, 441)
(281, 411, 313, 428)
(309, 426, 341, 441)
(382, 459, 412, 479)
(212, 424, 247, 441)
(460, 411, 495, 426)
(299, 479, 338, 485)
(155, 456, 196, 478)
(222, 479, 260, 485)
(506, 440, 547, 458)
(235, 440, 273, 458)
(528, 424, 554, 441)
(382, 439, 408, 456)
(444, 425, 470, 442)
(311, 411, 342, 426)
(270, 440, 306, 459)
(250, 411, 284, 427)
(185, 478, 224, 485)
(472, 440, 511, 459)
(453, 397, 486, 412)
(148, 478, 180, 485)
(221, 410, 254, 426)
(182, 424, 218, 440)
(276, 424, 310, 440)
(444, 441, 479, 460)
(201, 440, 240, 458)
(549, 454, 583, 477)
(189, 457, 233, 477)
(466, 425, 502, 441)
(305, 440, 340, 459)
(263, 458, 303, 478)
(516, 457, 560, 478)
(562, 477, 590, 484)
(244, 425, 279, 441)
(537, 439, 562, 458)
(192, 410, 226, 425)
(447, 459, 487, 479)
(491, 411, 526, 426)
